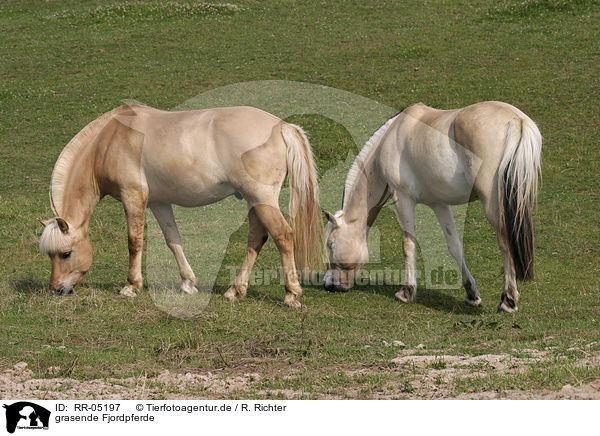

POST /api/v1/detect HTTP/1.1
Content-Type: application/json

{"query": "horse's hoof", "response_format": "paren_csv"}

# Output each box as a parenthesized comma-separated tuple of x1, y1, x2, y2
(465, 296, 482, 307)
(497, 301, 518, 313)
(284, 295, 302, 309)
(119, 285, 138, 297)
(394, 285, 415, 303)
(394, 291, 410, 303)
(497, 294, 518, 313)
(223, 287, 242, 302)
(180, 280, 198, 295)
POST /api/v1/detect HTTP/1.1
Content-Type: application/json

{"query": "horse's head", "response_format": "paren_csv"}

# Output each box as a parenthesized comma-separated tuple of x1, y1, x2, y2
(38, 217, 92, 295)
(322, 210, 368, 292)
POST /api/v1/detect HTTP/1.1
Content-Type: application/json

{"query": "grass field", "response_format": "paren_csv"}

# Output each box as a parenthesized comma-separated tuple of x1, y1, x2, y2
(0, 0, 599, 399)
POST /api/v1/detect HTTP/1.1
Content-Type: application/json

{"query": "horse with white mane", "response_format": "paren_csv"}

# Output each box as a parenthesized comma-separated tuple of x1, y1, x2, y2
(39, 105, 322, 308)
(323, 101, 541, 312)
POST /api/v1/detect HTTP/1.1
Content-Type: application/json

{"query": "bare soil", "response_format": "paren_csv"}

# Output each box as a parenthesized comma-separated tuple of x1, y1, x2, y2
(2, 345, 599, 400)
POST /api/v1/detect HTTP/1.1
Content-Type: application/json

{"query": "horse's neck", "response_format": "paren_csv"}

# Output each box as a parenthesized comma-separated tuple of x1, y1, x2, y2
(342, 148, 388, 231)
(59, 150, 100, 230)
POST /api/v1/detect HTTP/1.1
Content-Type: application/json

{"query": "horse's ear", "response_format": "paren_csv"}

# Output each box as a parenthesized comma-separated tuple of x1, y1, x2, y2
(37, 218, 48, 227)
(323, 210, 340, 228)
(55, 217, 69, 234)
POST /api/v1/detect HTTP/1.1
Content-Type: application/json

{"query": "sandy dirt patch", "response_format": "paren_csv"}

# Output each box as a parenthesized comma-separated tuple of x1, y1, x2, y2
(0, 363, 259, 400)
(1, 345, 599, 400)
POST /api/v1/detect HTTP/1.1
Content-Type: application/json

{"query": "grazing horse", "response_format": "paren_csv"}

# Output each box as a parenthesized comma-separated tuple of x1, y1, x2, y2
(39, 105, 322, 308)
(323, 101, 541, 312)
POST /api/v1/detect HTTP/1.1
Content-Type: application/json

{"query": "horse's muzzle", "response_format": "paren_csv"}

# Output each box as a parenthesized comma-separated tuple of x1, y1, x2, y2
(323, 281, 349, 293)
(323, 270, 350, 293)
(53, 287, 75, 296)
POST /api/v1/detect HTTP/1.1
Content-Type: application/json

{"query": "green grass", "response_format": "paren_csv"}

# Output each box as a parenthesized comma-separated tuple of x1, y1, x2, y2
(485, 0, 598, 21)
(46, 1, 242, 21)
(0, 0, 599, 398)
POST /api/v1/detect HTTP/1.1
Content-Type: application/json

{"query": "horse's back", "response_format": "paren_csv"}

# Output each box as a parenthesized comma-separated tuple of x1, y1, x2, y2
(453, 101, 529, 159)
(98, 105, 288, 206)
(402, 101, 533, 175)
(142, 105, 283, 153)
(451, 102, 533, 197)
(380, 103, 472, 203)
(380, 101, 531, 204)
(147, 107, 284, 204)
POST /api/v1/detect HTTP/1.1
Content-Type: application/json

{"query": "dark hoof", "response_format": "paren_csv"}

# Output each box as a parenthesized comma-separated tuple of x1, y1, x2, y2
(497, 294, 518, 313)
(394, 285, 416, 303)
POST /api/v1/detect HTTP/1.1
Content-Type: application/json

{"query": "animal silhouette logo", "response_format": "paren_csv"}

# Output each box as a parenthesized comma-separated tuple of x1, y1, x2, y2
(3, 402, 50, 433)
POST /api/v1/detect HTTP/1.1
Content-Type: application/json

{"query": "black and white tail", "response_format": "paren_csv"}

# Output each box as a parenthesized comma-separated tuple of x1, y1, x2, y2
(498, 116, 542, 280)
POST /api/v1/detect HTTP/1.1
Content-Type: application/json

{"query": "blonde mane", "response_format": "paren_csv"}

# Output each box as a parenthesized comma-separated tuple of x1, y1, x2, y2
(50, 105, 134, 216)
(342, 112, 400, 208)
(39, 218, 75, 254)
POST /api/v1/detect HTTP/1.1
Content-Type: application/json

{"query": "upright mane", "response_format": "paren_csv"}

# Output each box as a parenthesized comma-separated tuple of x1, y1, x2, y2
(342, 112, 400, 208)
(49, 105, 135, 216)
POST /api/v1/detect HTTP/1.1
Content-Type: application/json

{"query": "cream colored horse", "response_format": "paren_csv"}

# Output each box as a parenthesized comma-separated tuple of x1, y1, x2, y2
(323, 101, 541, 312)
(39, 105, 322, 308)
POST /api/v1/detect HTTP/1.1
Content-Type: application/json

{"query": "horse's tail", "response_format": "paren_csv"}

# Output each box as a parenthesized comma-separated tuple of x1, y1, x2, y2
(281, 123, 323, 273)
(498, 114, 542, 281)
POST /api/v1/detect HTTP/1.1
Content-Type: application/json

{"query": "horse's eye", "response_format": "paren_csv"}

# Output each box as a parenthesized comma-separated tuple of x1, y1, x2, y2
(60, 251, 72, 259)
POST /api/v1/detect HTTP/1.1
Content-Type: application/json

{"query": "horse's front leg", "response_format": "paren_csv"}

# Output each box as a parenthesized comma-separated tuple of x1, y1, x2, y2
(252, 203, 302, 308)
(120, 191, 147, 297)
(149, 202, 198, 295)
(392, 192, 417, 302)
(224, 207, 268, 302)
(431, 204, 481, 307)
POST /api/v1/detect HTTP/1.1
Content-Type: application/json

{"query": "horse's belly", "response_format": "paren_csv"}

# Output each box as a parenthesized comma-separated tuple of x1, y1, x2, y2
(406, 152, 472, 202)
(147, 175, 236, 207)
(417, 176, 474, 205)
(387, 153, 475, 205)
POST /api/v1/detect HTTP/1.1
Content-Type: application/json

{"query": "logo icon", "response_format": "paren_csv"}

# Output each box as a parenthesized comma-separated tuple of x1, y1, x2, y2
(3, 402, 50, 433)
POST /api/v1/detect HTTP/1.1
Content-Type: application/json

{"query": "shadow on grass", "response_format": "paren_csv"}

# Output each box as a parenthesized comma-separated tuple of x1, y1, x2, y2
(244, 288, 298, 308)
(9, 277, 128, 296)
(81, 281, 122, 292)
(316, 283, 484, 315)
(10, 277, 47, 295)
(415, 288, 484, 315)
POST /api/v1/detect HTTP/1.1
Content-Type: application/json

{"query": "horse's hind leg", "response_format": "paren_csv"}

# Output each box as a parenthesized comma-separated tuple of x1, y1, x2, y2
(224, 207, 268, 302)
(252, 203, 303, 308)
(391, 192, 418, 302)
(480, 194, 519, 312)
(431, 204, 481, 307)
(494, 227, 519, 313)
(149, 203, 198, 295)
